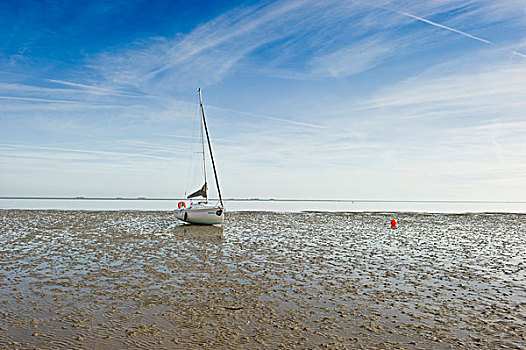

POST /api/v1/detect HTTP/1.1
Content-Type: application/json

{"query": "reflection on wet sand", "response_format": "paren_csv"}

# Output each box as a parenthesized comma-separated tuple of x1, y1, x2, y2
(173, 224, 223, 243)
(0, 210, 525, 349)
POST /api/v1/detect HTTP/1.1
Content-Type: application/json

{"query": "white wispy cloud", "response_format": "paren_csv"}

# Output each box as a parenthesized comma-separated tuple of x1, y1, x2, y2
(138, 0, 307, 83)
(363, 64, 526, 113)
(89, 0, 394, 88)
(93, 3, 291, 86)
(308, 36, 396, 78)
(0, 143, 174, 161)
(48, 79, 145, 97)
(0, 80, 154, 113)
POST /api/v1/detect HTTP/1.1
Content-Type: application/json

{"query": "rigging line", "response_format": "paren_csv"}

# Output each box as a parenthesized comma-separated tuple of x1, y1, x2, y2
(199, 89, 208, 202)
(199, 88, 224, 208)
(184, 91, 201, 197)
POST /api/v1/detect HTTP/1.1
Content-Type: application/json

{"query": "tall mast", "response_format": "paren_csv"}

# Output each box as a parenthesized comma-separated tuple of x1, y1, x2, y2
(198, 88, 224, 208)
(198, 89, 208, 202)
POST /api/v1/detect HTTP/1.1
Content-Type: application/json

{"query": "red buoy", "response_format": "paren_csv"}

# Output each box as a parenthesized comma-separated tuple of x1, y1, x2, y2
(391, 219, 398, 229)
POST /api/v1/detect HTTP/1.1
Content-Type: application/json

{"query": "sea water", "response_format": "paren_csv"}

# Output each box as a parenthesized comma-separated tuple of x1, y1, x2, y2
(1, 198, 525, 213)
(0, 210, 524, 349)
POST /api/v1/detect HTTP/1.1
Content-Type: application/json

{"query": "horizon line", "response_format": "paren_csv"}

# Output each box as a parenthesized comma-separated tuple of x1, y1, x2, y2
(1, 196, 525, 204)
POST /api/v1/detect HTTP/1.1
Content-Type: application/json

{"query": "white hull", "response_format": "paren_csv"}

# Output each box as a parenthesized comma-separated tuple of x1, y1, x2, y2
(174, 204, 224, 225)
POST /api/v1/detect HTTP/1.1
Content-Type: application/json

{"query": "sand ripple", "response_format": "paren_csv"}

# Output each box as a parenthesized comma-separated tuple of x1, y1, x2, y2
(0, 210, 525, 349)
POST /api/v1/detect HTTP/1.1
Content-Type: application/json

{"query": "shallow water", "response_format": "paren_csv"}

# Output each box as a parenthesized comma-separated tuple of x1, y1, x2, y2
(1, 210, 525, 349)
(2, 198, 526, 213)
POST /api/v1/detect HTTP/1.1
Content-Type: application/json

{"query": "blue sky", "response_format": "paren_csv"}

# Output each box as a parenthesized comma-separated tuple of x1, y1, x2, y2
(1, 0, 525, 201)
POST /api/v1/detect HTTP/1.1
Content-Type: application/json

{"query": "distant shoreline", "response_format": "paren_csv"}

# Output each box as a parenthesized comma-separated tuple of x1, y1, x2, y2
(1, 196, 524, 204)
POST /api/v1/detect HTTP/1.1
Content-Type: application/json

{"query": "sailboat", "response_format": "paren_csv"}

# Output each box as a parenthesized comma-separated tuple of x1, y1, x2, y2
(174, 88, 225, 225)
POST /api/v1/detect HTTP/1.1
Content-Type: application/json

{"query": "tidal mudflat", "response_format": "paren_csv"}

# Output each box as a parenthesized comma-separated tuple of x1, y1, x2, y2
(1, 210, 524, 349)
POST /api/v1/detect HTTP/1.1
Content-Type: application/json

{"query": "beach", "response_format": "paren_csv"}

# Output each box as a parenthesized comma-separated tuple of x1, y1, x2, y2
(1, 210, 525, 349)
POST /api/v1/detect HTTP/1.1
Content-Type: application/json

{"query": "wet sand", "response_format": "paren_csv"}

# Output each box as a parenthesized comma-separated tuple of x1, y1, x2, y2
(1, 210, 524, 349)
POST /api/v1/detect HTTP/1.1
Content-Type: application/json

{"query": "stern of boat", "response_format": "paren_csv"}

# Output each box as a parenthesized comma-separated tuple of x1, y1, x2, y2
(174, 208, 185, 221)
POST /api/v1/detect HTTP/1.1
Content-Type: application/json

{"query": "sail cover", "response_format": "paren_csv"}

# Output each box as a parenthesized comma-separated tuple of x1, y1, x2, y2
(187, 183, 207, 199)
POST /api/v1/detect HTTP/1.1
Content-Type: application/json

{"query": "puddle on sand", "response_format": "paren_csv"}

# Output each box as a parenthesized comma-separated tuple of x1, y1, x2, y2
(0, 210, 525, 349)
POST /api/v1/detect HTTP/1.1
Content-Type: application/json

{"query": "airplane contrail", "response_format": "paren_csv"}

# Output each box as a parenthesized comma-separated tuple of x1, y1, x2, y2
(512, 51, 526, 58)
(208, 105, 328, 129)
(362, 2, 526, 59)
(0, 143, 173, 160)
(395, 10, 492, 44)
(0, 95, 89, 104)
(0, 95, 127, 108)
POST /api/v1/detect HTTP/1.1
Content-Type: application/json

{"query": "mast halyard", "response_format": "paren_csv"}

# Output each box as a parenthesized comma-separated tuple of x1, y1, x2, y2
(198, 88, 224, 208)
(198, 88, 208, 203)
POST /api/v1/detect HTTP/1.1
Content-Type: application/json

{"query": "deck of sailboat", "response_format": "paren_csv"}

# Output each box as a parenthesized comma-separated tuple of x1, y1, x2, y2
(183, 203, 223, 212)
